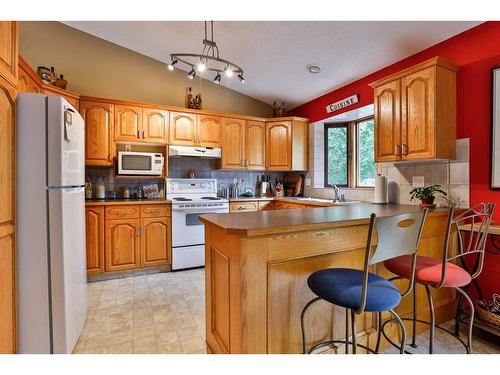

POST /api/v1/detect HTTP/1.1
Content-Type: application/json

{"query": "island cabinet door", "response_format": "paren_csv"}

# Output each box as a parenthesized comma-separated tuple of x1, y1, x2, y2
(246, 121, 266, 170)
(115, 105, 143, 142)
(105, 219, 141, 271)
(220, 118, 245, 169)
(140, 217, 170, 267)
(197, 115, 221, 147)
(374, 78, 401, 163)
(266, 121, 291, 171)
(401, 66, 436, 160)
(142, 108, 169, 144)
(80, 101, 114, 166)
(85, 207, 105, 274)
(169, 111, 197, 146)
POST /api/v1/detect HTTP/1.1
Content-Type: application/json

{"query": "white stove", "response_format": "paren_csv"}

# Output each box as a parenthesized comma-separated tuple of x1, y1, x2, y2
(166, 178, 229, 270)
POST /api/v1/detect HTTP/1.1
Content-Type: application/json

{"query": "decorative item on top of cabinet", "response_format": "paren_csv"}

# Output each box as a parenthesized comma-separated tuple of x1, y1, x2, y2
(220, 117, 246, 169)
(169, 111, 197, 146)
(370, 56, 458, 162)
(114, 104, 143, 142)
(197, 115, 221, 147)
(85, 206, 105, 274)
(80, 100, 115, 166)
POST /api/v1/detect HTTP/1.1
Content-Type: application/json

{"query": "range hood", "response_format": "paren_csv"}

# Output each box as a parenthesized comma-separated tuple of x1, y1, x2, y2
(168, 145, 221, 159)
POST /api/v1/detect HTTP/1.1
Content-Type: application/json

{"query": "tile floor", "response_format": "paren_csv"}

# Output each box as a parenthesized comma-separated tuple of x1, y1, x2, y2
(74, 269, 500, 354)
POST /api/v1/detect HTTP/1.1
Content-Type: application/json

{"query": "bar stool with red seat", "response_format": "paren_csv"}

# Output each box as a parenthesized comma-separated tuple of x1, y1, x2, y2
(383, 203, 495, 354)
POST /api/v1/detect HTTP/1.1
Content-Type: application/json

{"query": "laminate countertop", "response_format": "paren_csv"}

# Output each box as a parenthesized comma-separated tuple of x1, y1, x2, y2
(200, 203, 451, 237)
(85, 198, 170, 206)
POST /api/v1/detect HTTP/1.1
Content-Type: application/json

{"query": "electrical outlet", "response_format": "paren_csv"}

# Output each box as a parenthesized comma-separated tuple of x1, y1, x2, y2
(305, 178, 311, 186)
(412, 176, 425, 188)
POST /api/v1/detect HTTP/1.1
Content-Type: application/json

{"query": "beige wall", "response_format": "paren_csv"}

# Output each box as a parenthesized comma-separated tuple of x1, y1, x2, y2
(19, 21, 272, 117)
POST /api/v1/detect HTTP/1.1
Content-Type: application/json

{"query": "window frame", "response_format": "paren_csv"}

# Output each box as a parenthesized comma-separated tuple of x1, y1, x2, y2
(324, 116, 375, 189)
(324, 122, 350, 188)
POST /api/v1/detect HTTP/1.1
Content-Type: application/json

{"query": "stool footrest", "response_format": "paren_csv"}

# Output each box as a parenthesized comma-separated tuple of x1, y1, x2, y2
(307, 340, 378, 354)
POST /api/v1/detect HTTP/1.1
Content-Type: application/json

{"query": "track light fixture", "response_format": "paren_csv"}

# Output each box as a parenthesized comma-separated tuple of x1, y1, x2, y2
(167, 59, 178, 70)
(238, 74, 245, 84)
(213, 73, 221, 84)
(187, 68, 196, 80)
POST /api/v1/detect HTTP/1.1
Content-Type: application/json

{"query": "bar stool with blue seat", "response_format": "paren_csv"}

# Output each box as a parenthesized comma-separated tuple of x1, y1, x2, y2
(301, 209, 428, 354)
(382, 203, 495, 354)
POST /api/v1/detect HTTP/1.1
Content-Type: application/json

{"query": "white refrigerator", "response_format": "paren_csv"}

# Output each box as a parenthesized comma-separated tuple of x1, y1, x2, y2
(17, 93, 87, 354)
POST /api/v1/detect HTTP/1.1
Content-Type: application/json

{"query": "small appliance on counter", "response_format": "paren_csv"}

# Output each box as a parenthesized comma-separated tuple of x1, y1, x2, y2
(284, 174, 304, 197)
(117, 151, 164, 176)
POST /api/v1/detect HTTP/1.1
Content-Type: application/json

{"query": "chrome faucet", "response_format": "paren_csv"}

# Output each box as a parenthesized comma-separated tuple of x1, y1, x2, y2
(331, 184, 341, 202)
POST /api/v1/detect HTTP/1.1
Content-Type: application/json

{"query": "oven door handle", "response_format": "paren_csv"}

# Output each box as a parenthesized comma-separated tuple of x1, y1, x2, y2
(172, 208, 228, 213)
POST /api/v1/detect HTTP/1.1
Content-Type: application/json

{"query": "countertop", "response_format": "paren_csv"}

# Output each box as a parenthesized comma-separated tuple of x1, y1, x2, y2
(200, 203, 451, 237)
(85, 198, 170, 206)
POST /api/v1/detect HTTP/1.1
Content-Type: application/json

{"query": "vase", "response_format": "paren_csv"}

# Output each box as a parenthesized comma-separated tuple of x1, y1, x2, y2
(419, 195, 436, 208)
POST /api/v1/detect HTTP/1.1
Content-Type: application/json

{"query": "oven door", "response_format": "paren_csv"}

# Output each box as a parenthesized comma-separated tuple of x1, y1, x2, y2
(172, 207, 227, 247)
(118, 152, 156, 175)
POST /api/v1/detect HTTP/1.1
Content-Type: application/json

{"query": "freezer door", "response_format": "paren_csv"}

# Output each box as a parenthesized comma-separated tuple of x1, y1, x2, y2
(48, 187, 87, 354)
(47, 96, 85, 187)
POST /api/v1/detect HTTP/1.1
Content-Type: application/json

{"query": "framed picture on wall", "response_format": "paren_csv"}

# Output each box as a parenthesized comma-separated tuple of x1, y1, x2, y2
(492, 67, 500, 188)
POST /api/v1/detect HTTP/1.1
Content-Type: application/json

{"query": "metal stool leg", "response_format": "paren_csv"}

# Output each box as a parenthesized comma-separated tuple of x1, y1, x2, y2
(345, 308, 349, 354)
(350, 309, 357, 354)
(389, 309, 406, 354)
(425, 285, 435, 354)
(300, 297, 321, 354)
(411, 287, 418, 348)
(374, 312, 382, 353)
(455, 287, 474, 354)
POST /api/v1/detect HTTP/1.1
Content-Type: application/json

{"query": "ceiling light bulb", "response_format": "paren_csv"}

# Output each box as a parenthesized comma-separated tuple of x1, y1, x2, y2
(307, 64, 321, 74)
(197, 62, 206, 72)
(213, 73, 221, 84)
(224, 67, 234, 77)
(187, 68, 196, 80)
(238, 74, 245, 84)
(167, 59, 178, 71)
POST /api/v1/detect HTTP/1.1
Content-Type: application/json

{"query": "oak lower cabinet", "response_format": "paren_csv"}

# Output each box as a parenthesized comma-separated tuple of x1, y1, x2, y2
(85, 207, 105, 274)
(370, 56, 458, 162)
(86, 203, 171, 274)
(80, 100, 115, 166)
(266, 119, 308, 171)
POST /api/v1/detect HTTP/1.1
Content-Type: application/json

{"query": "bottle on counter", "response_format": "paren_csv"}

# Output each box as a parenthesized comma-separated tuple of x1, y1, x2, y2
(85, 179, 93, 199)
(95, 177, 105, 199)
(122, 186, 130, 199)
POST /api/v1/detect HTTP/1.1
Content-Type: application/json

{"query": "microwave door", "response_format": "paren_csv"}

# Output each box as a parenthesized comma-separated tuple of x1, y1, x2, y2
(120, 154, 152, 175)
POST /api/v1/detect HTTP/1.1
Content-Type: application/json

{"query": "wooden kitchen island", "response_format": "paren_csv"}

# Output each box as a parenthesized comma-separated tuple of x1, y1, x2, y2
(200, 203, 458, 354)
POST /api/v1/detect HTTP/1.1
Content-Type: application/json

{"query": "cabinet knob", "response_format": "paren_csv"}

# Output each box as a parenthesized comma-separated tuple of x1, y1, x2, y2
(402, 144, 408, 156)
(394, 145, 401, 156)
(137, 130, 140, 139)
(142, 130, 145, 139)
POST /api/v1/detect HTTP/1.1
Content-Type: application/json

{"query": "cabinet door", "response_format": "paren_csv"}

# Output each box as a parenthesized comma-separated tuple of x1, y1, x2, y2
(105, 219, 140, 271)
(266, 121, 291, 171)
(220, 118, 245, 169)
(143, 108, 168, 144)
(246, 121, 265, 170)
(0, 78, 16, 354)
(401, 67, 436, 160)
(115, 105, 143, 142)
(80, 101, 114, 166)
(374, 79, 401, 162)
(197, 115, 221, 147)
(169, 112, 197, 146)
(141, 217, 170, 267)
(0, 22, 18, 86)
(85, 207, 104, 274)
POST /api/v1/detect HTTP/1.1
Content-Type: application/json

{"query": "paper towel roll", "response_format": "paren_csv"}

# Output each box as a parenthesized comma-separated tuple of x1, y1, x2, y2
(373, 175, 387, 204)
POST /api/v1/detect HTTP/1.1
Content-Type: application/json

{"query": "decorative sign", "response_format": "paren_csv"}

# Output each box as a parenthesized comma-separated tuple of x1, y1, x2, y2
(326, 95, 359, 114)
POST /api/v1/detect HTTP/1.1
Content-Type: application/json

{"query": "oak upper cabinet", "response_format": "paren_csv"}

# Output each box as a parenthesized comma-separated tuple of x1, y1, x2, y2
(105, 219, 141, 271)
(246, 121, 266, 170)
(197, 115, 221, 147)
(85, 206, 104, 274)
(265, 119, 308, 171)
(115, 105, 143, 142)
(373, 79, 401, 162)
(370, 57, 458, 162)
(80, 101, 114, 166)
(141, 217, 170, 267)
(0, 22, 18, 86)
(220, 118, 246, 169)
(170, 111, 197, 145)
(143, 108, 169, 144)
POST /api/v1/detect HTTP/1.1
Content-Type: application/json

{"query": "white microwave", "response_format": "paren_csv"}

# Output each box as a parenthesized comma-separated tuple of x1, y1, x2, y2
(117, 151, 164, 176)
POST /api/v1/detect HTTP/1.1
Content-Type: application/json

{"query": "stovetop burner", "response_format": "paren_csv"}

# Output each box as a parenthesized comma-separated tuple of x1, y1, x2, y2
(172, 197, 192, 202)
(201, 197, 222, 200)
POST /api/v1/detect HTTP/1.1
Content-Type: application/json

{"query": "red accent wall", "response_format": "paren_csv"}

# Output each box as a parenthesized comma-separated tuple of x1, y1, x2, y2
(291, 21, 500, 299)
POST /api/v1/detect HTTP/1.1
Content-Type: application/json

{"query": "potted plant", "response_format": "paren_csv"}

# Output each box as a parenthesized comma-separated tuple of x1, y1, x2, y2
(409, 184, 447, 208)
